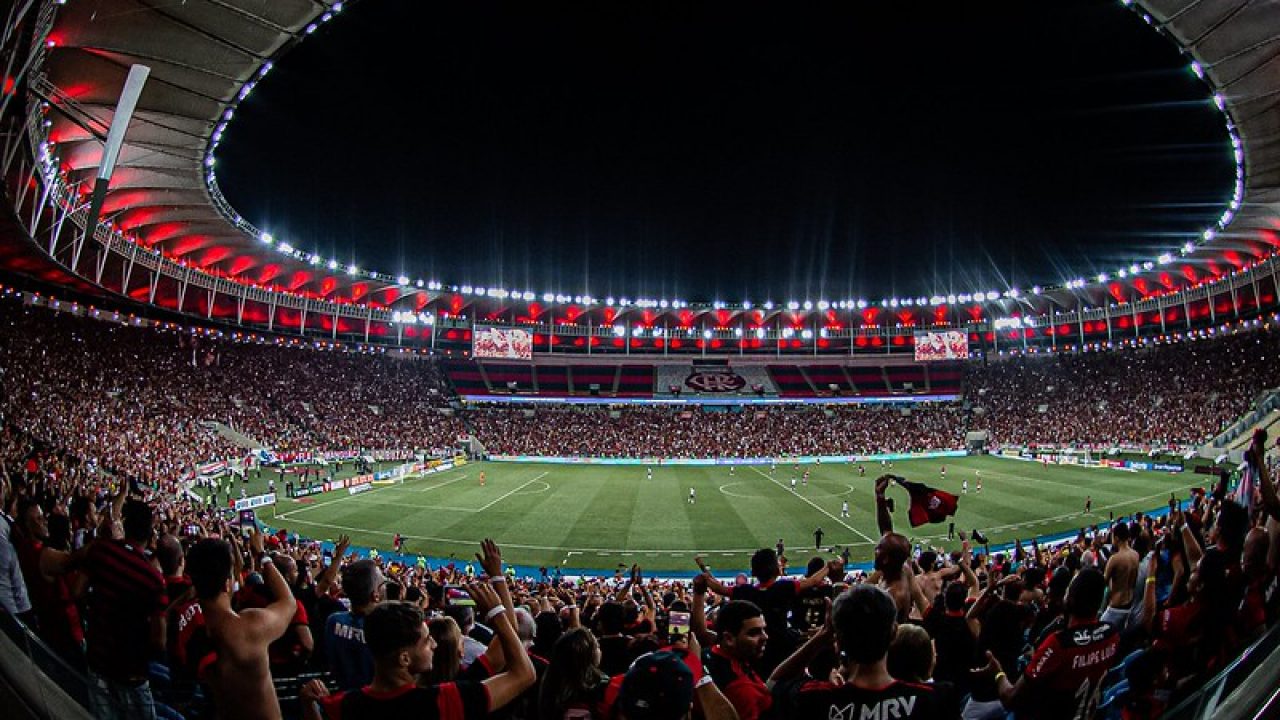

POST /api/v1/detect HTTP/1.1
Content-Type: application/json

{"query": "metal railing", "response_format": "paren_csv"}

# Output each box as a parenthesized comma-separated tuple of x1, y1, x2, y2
(1163, 620, 1280, 719)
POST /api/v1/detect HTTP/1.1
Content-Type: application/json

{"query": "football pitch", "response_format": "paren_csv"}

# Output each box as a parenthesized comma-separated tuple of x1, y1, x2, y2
(257, 456, 1199, 573)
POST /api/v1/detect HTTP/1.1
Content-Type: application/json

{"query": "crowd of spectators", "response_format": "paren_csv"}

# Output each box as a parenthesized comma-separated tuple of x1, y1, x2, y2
(4, 299, 1280, 719)
(0, 305, 464, 482)
(466, 404, 966, 458)
(3, 396, 1279, 720)
(966, 331, 1280, 449)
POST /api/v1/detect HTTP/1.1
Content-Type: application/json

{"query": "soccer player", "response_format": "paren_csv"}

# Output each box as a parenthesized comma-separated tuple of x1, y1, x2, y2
(647, 467, 653, 481)
(940, 465, 946, 481)
(976, 473, 982, 493)
(802, 471, 809, 487)
(858, 464, 866, 477)
(813, 527, 824, 550)
(689, 487, 697, 504)
(729, 465, 736, 476)
(1084, 495, 1093, 515)
(962, 478, 968, 495)
(479, 471, 486, 487)
(790, 476, 798, 491)
(841, 500, 850, 519)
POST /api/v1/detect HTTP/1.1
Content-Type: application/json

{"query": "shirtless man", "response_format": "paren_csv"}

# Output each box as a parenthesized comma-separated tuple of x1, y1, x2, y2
(1101, 521, 1139, 629)
(188, 529, 298, 720)
(872, 475, 929, 621)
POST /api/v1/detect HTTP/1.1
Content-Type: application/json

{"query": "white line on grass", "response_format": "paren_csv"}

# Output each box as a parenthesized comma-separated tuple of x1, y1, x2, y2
(908, 481, 1205, 542)
(476, 472, 550, 512)
(278, 471, 470, 519)
(749, 467, 875, 543)
(412, 473, 471, 493)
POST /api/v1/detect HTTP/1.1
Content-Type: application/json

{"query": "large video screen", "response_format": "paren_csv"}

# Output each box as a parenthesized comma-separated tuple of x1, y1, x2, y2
(914, 330, 969, 361)
(473, 326, 534, 360)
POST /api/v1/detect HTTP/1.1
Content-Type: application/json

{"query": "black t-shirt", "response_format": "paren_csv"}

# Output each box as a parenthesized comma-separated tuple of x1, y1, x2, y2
(732, 578, 801, 670)
(772, 677, 939, 719)
(792, 583, 833, 632)
(922, 605, 978, 687)
(319, 681, 489, 720)
(597, 635, 634, 677)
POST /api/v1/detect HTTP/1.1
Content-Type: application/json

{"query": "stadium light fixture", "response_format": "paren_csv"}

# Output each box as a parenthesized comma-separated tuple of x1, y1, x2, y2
(856, 300, 867, 309)
(742, 300, 752, 310)
(522, 291, 534, 301)
(259, 232, 273, 245)
(763, 301, 774, 310)
(606, 297, 615, 306)
(1129, 264, 1140, 275)
(542, 293, 554, 302)
(415, 279, 424, 288)
(347, 264, 359, 276)
(1118, 269, 1128, 278)
(802, 300, 813, 310)
(702, 329, 712, 339)
(462, 285, 474, 294)
(1097, 273, 1109, 283)
(1158, 253, 1173, 265)
(755, 327, 765, 339)
(397, 276, 409, 286)
(1203, 229, 1216, 241)
(801, 329, 813, 339)
(787, 301, 799, 310)
(613, 325, 625, 336)
(817, 300, 829, 311)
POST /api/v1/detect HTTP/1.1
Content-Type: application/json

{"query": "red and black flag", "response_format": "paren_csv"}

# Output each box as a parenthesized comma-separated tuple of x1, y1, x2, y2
(896, 478, 959, 527)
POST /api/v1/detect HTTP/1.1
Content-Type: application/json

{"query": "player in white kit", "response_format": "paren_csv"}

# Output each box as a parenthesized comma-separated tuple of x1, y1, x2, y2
(688, 487, 696, 504)
(841, 500, 850, 518)
(790, 476, 798, 491)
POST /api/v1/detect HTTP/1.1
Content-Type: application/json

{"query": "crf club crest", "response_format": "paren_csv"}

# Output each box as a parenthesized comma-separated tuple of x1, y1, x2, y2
(685, 370, 746, 393)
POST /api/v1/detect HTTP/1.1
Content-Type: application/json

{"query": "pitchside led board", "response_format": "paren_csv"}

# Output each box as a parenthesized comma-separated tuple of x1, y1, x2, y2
(914, 330, 969, 362)
(473, 325, 534, 361)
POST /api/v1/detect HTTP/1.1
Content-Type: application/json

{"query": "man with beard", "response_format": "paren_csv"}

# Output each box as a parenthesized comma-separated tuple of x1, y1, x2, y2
(702, 598, 772, 720)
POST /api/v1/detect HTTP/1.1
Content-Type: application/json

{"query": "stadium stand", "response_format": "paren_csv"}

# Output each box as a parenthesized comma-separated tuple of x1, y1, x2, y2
(2, 295, 1280, 719)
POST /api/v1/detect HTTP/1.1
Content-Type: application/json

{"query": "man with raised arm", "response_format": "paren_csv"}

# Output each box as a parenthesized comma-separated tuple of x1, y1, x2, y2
(873, 474, 929, 621)
(300, 539, 535, 720)
(187, 529, 299, 720)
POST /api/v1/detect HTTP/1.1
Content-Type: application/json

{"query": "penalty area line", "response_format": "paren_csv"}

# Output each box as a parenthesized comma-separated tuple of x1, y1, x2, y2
(749, 467, 874, 543)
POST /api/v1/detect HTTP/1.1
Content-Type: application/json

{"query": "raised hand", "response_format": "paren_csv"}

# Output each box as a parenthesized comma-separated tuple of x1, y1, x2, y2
(466, 581, 501, 618)
(476, 538, 503, 578)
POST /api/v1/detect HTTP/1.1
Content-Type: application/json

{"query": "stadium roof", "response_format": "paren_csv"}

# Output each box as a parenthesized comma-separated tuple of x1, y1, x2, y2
(8, 0, 1280, 322)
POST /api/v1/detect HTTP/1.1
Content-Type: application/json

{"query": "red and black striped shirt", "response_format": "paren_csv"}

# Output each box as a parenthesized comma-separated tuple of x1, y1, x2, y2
(84, 539, 167, 682)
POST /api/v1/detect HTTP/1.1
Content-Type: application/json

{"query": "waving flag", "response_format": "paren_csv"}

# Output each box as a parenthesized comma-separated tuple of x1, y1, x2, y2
(896, 478, 959, 527)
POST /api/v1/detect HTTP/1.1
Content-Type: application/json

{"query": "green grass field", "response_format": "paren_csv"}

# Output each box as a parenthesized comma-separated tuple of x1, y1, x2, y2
(250, 456, 1200, 573)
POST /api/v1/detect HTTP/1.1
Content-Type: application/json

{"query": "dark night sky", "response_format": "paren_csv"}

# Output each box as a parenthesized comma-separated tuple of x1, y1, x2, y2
(216, 0, 1235, 303)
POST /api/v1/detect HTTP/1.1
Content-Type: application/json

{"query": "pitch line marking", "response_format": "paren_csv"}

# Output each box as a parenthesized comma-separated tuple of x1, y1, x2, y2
(750, 467, 875, 544)
(909, 481, 1205, 542)
(719, 481, 854, 500)
(278, 471, 470, 519)
(413, 473, 471, 493)
(272, 513, 879, 552)
(476, 472, 550, 512)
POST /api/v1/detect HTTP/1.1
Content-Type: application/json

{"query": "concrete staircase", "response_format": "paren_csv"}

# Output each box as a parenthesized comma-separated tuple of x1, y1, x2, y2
(205, 421, 266, 450)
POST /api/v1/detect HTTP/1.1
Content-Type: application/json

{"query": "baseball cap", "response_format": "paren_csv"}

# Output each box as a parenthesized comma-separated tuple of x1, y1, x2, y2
(617, 651, 694, 720)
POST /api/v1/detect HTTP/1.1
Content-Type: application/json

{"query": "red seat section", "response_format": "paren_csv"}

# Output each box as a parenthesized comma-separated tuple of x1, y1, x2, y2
(443, 360, 490, 395)
(766, 365, 812, 397)
(616, 365, 655, 397)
